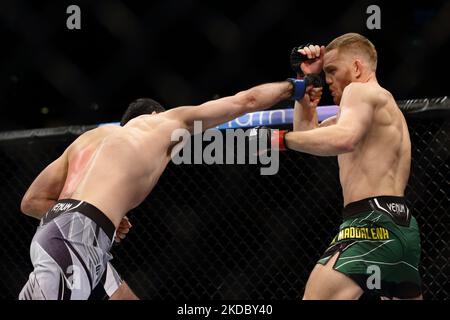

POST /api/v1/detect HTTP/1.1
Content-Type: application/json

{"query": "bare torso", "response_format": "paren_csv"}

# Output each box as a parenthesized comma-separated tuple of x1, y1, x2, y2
(59, 126, 118, 199)
(62, 82, 409, 226)
(337, 83, 411, 206)
(68, 114, 181, 228)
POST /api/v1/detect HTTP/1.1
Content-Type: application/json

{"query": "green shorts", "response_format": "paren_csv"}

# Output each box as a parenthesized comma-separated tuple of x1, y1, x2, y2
(317, 196, 422, 299)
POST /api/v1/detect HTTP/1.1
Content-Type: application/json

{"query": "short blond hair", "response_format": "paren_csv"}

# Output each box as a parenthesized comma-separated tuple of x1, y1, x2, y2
(326, 33, 377, 71)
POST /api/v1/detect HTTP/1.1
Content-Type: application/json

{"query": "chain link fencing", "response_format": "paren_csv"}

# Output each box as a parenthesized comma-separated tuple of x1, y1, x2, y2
(0, 104, 449, 300)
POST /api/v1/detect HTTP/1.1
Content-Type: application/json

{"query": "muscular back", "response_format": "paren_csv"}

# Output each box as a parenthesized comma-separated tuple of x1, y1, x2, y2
(338, 83, 411, 205)
(71, 114, 183, 228)
(23, 81, 294, 222)
(60, 125, 121, 199)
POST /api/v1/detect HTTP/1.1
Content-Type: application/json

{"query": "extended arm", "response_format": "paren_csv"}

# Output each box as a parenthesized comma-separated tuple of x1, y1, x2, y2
(21, 151, 68, 219)
(285, 83, 375, 156)
(166, 81, 294, 133)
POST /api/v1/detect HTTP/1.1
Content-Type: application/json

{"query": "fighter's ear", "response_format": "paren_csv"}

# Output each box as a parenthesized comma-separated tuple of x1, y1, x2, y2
(354, 59, 363, 79)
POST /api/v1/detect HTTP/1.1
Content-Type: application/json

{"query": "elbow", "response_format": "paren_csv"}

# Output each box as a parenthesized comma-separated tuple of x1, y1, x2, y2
(20, 194, 38, 218)
(246, 91, 258, 110)
(237, 89, 258, 111)
(20, 195, 32, 216)
(339, 142, 356, 153)
(336, 133, 358, 153)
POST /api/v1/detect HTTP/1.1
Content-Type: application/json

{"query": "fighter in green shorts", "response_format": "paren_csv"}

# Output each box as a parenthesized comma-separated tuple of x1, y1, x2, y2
(317, 196, 421, 298)
(276, 35, 423, 299)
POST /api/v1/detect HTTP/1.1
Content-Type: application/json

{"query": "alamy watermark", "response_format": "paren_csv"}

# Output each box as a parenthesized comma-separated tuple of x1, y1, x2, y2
(366, 5, 381, 30)
(366, 264, 381, 290)
(66, 5, 81, 30)
(64, 264, 81, 290)
(170, 121, 280, 176)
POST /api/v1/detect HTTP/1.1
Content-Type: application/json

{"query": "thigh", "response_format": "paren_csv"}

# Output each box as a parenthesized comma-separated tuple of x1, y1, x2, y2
(19, 241, 61, 300)
(22, 216, 108, 300)
(304, 252, 364, 300)
(19, 239, 92, 300)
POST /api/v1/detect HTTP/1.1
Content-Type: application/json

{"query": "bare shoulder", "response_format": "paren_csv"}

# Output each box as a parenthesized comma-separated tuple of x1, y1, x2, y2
(127, 112, 184, 132)
(67, 125, 121, 154)
(121, 113, 185, 148)
(374, 86, 403, 122)
(89, 125, 123, 139)
(342, 82, 377, 97)
(375, 85, 395, 105)
(78, 125, 120, 142)
(342, 82, 389, 107)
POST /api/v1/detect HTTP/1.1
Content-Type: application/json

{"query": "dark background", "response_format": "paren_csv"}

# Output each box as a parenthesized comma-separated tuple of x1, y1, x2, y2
(0, 0, 449, 131)
(0, 0, 449, 300)
(0, 117, 449, 300)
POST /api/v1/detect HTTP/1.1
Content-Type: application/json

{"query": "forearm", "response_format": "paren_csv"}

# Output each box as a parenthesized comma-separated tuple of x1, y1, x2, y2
(284, 125, 354, 156)
(177, 81, 294, 132)
(293, 100, 318, 131)
(239, 81, 293, 114)
(20, 154, 67, 219)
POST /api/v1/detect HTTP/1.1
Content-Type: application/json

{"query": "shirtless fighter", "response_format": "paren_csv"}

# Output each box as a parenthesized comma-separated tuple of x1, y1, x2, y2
(18, 78, 314, 299)
(254, 33, 422, 299)
(19, 98, 165, 300)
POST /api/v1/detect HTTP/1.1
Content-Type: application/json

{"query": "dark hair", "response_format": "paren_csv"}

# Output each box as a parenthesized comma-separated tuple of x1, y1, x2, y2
(120, 98, 165, 126)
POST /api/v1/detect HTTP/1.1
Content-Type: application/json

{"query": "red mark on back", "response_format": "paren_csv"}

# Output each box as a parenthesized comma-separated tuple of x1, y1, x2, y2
(59, 146, 96, 199)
